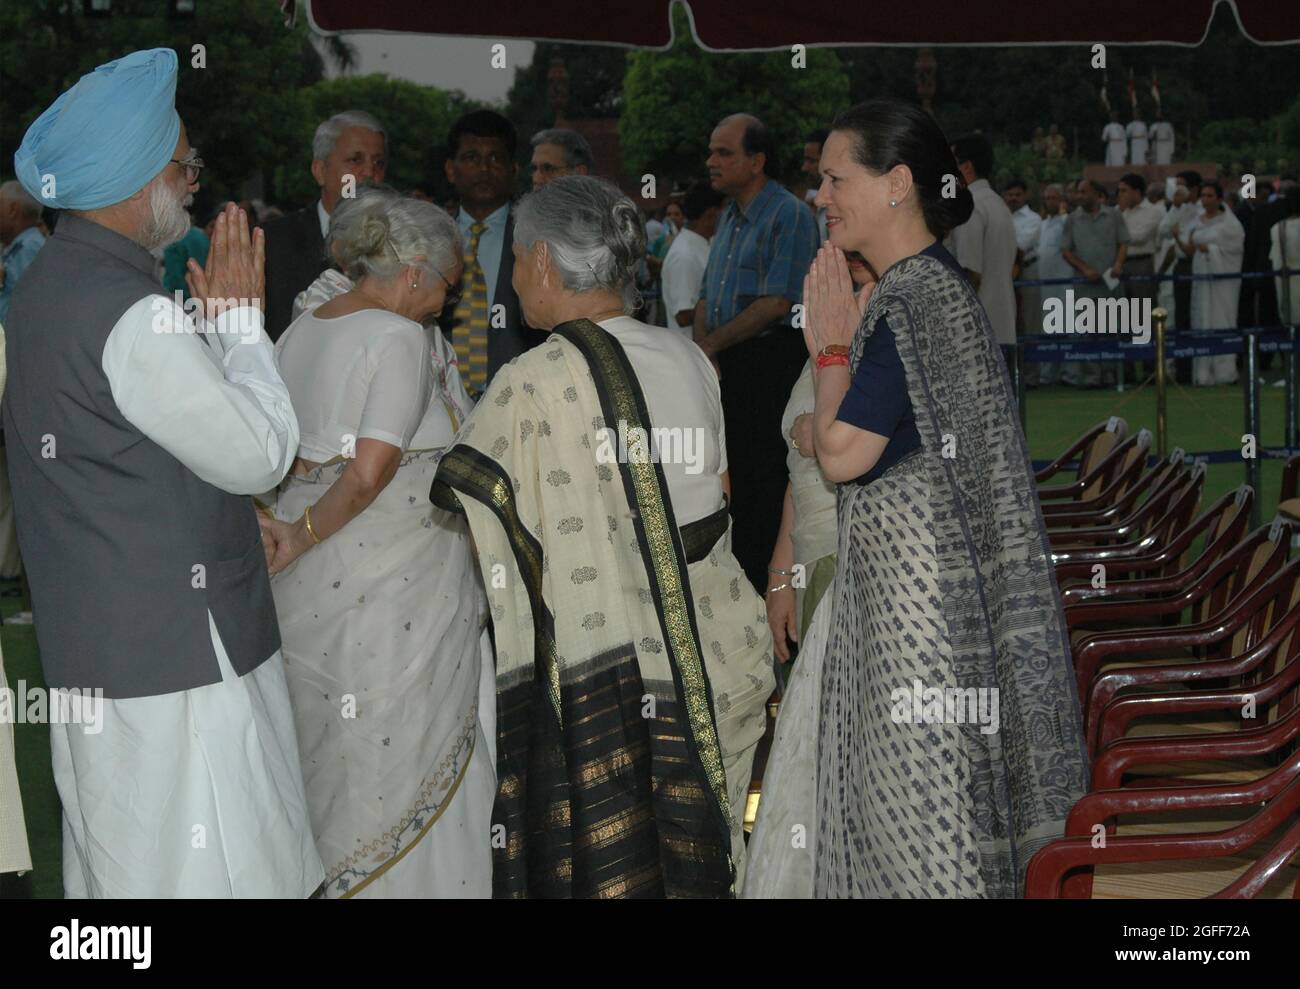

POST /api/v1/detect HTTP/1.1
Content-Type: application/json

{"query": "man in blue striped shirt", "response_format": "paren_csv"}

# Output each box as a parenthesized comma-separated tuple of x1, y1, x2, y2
(694, 113, 819, 591)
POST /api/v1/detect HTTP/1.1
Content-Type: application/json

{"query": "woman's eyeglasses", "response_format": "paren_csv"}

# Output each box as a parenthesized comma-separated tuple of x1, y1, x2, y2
(434, 268, 462, 310)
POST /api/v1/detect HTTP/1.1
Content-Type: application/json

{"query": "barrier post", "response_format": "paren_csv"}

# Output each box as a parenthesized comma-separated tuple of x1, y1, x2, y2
(1284, 246, 1297, 451)
(1153, 306, 1168, 458)
(1288, 323, 1297, 451)
(1245, 329, 1262, 529)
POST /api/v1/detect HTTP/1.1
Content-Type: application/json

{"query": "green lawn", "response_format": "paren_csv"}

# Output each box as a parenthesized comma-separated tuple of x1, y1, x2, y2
(1026, 378, 1288, 524)
(0, 378, 1287, 899)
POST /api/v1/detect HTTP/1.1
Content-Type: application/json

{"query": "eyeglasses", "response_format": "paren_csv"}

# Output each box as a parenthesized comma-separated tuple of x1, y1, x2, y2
(170, 154, 205, 183)
(433, 268, 462, 310)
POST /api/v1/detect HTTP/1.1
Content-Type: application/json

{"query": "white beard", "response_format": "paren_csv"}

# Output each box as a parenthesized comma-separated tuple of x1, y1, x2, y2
(139, 180, 192, 252)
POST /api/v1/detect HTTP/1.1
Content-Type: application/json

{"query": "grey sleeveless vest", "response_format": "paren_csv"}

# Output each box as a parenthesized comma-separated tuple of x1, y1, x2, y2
(2, 215, 281, 699)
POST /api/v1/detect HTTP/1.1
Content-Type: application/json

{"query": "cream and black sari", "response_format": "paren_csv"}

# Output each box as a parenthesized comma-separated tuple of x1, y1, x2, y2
(431, 318, 773, 898)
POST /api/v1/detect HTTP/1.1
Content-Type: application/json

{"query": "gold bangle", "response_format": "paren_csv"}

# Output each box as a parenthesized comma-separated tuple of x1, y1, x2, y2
(303, 505, 322, 544)
(766, 582, 791, 594)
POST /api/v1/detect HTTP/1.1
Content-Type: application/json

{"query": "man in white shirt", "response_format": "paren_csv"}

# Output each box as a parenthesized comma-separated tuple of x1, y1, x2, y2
(1159, 171, 1206, 381)
(1035, 184, 1072, 385)
(661, 182, 724, 336)
(1126, 117, 1149, 166)
(6, 48, 322, 898)
(1005, 177, 1043, 265)
(1118, 173, 1163, 290)
(1004, 177, 1042, 382)
(950, 133, 1018, 354)
(1150, 112, 1176, 165)
(1118, 173, 1164, 381)
(1103, 112, 1128, 167)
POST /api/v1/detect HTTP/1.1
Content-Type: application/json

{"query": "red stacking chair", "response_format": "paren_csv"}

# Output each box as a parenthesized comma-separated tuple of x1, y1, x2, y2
(1025, 751, 1300, 899)
(1048, 454, 1197, 551)
(1085, 553, 1300, 762)
(1037, 417, 1129, 501)
(1041, 429, 1152, 522)
(1070, 520, 1290, 717)
(1056, 485, 1252, 593)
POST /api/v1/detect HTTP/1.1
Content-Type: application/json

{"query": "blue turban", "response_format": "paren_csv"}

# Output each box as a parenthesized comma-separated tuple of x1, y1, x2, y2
(13, 48, 181, 211)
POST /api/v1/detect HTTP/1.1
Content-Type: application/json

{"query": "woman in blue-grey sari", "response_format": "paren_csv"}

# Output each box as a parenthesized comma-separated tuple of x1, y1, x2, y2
(747, 99, 1088, 899)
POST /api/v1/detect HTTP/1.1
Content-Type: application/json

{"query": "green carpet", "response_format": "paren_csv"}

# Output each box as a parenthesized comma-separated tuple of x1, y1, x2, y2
(0, 378, 1285, 899)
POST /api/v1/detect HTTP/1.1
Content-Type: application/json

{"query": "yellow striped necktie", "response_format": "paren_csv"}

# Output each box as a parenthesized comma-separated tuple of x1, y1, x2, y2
(452, 221, 490, 395)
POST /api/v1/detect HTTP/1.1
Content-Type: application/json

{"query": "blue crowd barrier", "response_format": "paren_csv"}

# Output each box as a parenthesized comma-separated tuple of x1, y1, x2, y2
(1015, 267, 1300, 288)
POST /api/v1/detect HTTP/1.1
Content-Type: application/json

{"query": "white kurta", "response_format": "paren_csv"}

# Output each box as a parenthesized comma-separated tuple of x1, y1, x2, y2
(52, 298, 324, 898)
(1150, 121, 1176, 165)
(1103, 122, 1127, 166)
(1126, 120, 1149, 166)
(660, 227, 711, 337)
(1187, 211, 1246, 386)
(741, 579, 835, 898)
(0, 325, 32, 877)
(1271, 218, 1300, 325)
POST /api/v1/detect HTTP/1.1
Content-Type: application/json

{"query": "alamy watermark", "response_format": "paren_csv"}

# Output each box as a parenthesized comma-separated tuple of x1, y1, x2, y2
(1042, 293, 1151, 345)
(150, 292, 262, 344)
(0, 681, 104, 734)
(594, 419, 706, 475)
(890, 678, 1000, 735)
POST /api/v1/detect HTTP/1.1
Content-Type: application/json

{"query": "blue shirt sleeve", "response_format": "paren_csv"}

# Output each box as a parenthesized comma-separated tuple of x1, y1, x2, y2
(758, 197, 819, 305)
(836, 315, 910, 437)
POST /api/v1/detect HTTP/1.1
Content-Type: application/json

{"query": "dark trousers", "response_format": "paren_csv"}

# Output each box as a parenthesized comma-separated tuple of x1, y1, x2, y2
(1174, 256, 1193, 383)
(1122, 255, 1155, 381)
(717, 327, 806, 593)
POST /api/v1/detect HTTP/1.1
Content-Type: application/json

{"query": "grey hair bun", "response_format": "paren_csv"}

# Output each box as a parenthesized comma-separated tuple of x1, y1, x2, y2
(605, 197, 647, 271)
(513, 175, 648, 312)
(327, 185, 460, 283)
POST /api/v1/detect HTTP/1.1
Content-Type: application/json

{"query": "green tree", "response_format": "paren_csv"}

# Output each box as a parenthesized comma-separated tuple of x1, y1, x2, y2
(0, 0, 305, 204)
(621, 7, 850, 183)
(504, 41, 628, 160)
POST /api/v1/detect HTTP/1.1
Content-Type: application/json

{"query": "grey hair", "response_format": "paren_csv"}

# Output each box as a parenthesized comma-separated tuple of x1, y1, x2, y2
(1042, 183, 1063, 196)
(328, 186, 461, 283)
(513, 176, 645, 312)
(313, 110, 387, 161)
(530, 128, 595, 172)
(0, 180, 42, 219)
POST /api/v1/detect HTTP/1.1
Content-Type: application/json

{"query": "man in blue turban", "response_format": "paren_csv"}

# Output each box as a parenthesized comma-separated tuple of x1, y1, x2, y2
(3, 48, 324, 899)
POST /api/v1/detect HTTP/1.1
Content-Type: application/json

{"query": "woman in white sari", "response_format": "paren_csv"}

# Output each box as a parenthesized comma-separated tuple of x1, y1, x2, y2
(746, 254, 876, 897)
(263, 189, 495, 898)
(1174, 179, 1245, 386)
(0, 324, 32, 878)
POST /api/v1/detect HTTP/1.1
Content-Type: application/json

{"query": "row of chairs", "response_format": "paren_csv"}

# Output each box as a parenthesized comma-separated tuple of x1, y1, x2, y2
(1027, 417, 1300, 898)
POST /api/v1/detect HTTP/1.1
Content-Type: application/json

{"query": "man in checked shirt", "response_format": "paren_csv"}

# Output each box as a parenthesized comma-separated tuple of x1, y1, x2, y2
(695, 113, 819, 593)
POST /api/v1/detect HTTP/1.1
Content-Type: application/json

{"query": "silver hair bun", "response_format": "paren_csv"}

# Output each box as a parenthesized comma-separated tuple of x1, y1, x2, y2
(605, 197, 647, 272)
(327, 186, 460, 284)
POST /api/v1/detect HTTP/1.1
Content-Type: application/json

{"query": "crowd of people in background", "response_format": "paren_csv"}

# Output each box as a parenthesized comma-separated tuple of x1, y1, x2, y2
(0, 44, 1297, 901)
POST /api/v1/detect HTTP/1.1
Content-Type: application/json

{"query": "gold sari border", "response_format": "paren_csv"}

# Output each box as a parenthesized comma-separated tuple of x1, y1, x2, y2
(552, 318, 734, 875)
(431, 446, 564, 722)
